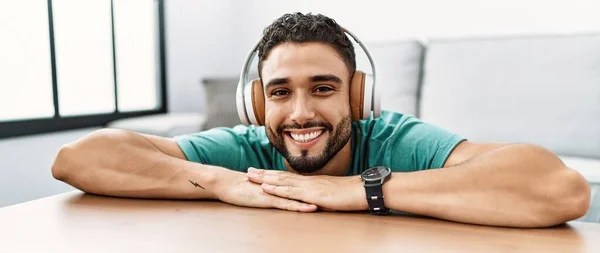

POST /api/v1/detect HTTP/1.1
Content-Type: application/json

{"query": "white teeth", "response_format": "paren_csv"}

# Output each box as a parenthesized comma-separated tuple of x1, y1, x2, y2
(290, 130, 323, 143)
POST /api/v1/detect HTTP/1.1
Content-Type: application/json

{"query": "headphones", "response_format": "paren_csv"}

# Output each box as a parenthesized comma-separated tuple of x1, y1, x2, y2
(236, 28, 381, 126)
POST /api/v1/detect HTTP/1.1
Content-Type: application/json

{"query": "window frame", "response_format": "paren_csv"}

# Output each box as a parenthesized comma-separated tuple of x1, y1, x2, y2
(0, 0, 168, 139)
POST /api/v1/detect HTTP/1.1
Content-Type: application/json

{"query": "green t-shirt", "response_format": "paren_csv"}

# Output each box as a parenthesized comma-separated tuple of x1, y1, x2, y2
(175, 110, 466, 175)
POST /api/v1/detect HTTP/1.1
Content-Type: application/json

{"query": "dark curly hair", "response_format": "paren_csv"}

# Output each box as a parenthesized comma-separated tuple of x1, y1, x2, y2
(257, 12, 356, 81)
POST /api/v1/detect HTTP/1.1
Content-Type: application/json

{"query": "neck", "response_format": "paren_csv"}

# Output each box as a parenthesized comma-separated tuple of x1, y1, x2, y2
(283, 138, 352, 176)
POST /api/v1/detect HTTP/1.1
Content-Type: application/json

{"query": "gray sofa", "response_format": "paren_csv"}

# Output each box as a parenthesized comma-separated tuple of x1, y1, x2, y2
(108, 32, 600, 222)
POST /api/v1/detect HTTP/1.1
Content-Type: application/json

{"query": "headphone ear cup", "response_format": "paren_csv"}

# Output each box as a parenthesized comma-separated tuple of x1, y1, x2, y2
(350, 70, 366, 121)
(250, 79, 265, 125)
(349, 70, 378, 121)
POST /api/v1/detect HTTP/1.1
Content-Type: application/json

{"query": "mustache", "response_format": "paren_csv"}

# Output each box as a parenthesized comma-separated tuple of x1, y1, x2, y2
(277, 121, 334, 134)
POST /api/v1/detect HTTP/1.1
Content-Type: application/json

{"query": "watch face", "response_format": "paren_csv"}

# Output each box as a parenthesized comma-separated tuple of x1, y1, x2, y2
(362, 166, 391, 181)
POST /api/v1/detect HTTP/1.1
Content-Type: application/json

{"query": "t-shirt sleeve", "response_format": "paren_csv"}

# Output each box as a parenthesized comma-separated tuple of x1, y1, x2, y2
(388, 115, 466, 171)
(174, 126, 266, 172)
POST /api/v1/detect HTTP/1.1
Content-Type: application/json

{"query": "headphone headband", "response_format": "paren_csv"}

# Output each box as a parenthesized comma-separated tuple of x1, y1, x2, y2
(236, 27, 380, 125)
(236, 40, 260, 125)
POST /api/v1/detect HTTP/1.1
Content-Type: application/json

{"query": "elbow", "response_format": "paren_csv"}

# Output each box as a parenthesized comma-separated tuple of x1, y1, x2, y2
(561, 169, 592, 221)
(542, 168, 591, 226)
(51, 143, 75, 182)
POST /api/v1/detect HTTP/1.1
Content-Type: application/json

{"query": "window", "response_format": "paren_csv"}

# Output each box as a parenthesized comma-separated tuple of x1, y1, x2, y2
(0, 0, 55, 122)
(114, 0, 161, 112)
(53, 0, 116, 116)
(0, 0, 167, 139)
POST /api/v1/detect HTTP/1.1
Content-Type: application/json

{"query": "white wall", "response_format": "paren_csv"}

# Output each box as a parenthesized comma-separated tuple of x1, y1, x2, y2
(165, 0, 242, 113)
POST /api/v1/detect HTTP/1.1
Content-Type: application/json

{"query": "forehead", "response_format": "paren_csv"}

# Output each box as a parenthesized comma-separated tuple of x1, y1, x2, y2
(260, 42, 350, 84)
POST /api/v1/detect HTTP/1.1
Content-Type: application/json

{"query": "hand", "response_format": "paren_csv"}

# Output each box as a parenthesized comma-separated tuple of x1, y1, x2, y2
(246, 168, 368, 211)
(214, 169, 318, 212)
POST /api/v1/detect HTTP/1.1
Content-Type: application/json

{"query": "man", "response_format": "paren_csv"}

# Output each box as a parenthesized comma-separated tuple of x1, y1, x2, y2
(51, 12, 590, 228)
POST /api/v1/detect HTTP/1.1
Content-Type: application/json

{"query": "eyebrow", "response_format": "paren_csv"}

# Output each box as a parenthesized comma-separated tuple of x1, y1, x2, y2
(265, 74, 343, 90)
(265, 77, 289, 90)
(309, 74, 342, 84)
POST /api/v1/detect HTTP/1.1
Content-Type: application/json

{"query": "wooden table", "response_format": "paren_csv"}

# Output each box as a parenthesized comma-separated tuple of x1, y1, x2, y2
(1, 191, 599, 253)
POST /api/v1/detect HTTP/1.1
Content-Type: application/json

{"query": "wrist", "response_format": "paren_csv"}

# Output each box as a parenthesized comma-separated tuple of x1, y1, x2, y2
(352, 175, 369, 210)
(211, 167, 246, 200)
(183, 163, 223, 199)
(360, 166, 392, 215)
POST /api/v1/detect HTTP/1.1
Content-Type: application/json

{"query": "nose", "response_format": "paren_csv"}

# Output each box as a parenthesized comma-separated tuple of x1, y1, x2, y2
(289, 93, 315, 125)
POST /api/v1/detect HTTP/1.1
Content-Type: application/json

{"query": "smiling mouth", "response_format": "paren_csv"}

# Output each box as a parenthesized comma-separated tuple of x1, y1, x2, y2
(285, 129, 324, 143)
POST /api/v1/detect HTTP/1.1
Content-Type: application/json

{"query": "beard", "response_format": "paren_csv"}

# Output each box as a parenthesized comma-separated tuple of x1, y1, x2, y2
(266, 113, 352, 174)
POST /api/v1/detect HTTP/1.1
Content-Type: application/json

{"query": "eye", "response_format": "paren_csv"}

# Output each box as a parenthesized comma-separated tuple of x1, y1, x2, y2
(271, 89, 290, 97)
(314, 86, 334, 93)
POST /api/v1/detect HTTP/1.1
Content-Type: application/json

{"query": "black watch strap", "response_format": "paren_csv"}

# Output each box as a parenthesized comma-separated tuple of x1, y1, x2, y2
(364, 183, 388, 215)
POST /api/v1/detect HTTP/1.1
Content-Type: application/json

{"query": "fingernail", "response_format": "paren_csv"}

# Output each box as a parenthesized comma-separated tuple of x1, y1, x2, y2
(248, 167, 260, 172)
(304, 204, 317, 211)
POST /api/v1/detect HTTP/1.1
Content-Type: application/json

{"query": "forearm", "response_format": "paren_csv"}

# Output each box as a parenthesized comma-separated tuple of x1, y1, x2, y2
(383, 144, 590, 227)
(51, 129, 221, 200)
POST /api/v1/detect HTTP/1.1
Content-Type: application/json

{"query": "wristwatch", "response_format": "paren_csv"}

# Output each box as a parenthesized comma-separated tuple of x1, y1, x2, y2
(360, 166, 392, 215)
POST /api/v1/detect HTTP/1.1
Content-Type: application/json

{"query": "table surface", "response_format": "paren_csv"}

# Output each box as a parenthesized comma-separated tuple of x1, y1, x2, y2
(1, 191, 600, 253)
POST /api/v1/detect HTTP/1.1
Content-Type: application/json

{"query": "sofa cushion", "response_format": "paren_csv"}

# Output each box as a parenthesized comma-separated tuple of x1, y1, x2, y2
(356, 40, 424, 116)
(419, 34, 600, 159)
(201, 77, 245, 130)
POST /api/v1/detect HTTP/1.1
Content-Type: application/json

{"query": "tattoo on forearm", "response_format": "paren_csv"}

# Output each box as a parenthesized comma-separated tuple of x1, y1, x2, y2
(188, 179, 205, 190)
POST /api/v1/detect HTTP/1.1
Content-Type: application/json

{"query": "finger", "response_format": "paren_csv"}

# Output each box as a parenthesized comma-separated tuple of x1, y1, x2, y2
(246, 167, 268, 184)
(261, 183, 305, 201)
(246, 172, 265, 184)
(270, 196, 317, 212)
(261, 173, 298, 186)
(247, 169, 299, 186)
(248, 167, 303, 180)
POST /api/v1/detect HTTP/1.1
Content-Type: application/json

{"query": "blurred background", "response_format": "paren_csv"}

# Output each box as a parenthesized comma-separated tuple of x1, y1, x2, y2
(0, 0, 599, 221)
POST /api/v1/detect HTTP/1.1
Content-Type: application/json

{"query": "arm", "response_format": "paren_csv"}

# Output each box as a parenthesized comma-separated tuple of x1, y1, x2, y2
(383, 141, 591, 227)
(51, 128, 220, 199)
(52, 128, 317, 212)
(245, 141, 591, 227)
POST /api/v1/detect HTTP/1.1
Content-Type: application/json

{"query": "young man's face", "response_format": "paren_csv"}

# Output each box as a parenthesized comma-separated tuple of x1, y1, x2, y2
(261, 42, 353, 174)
